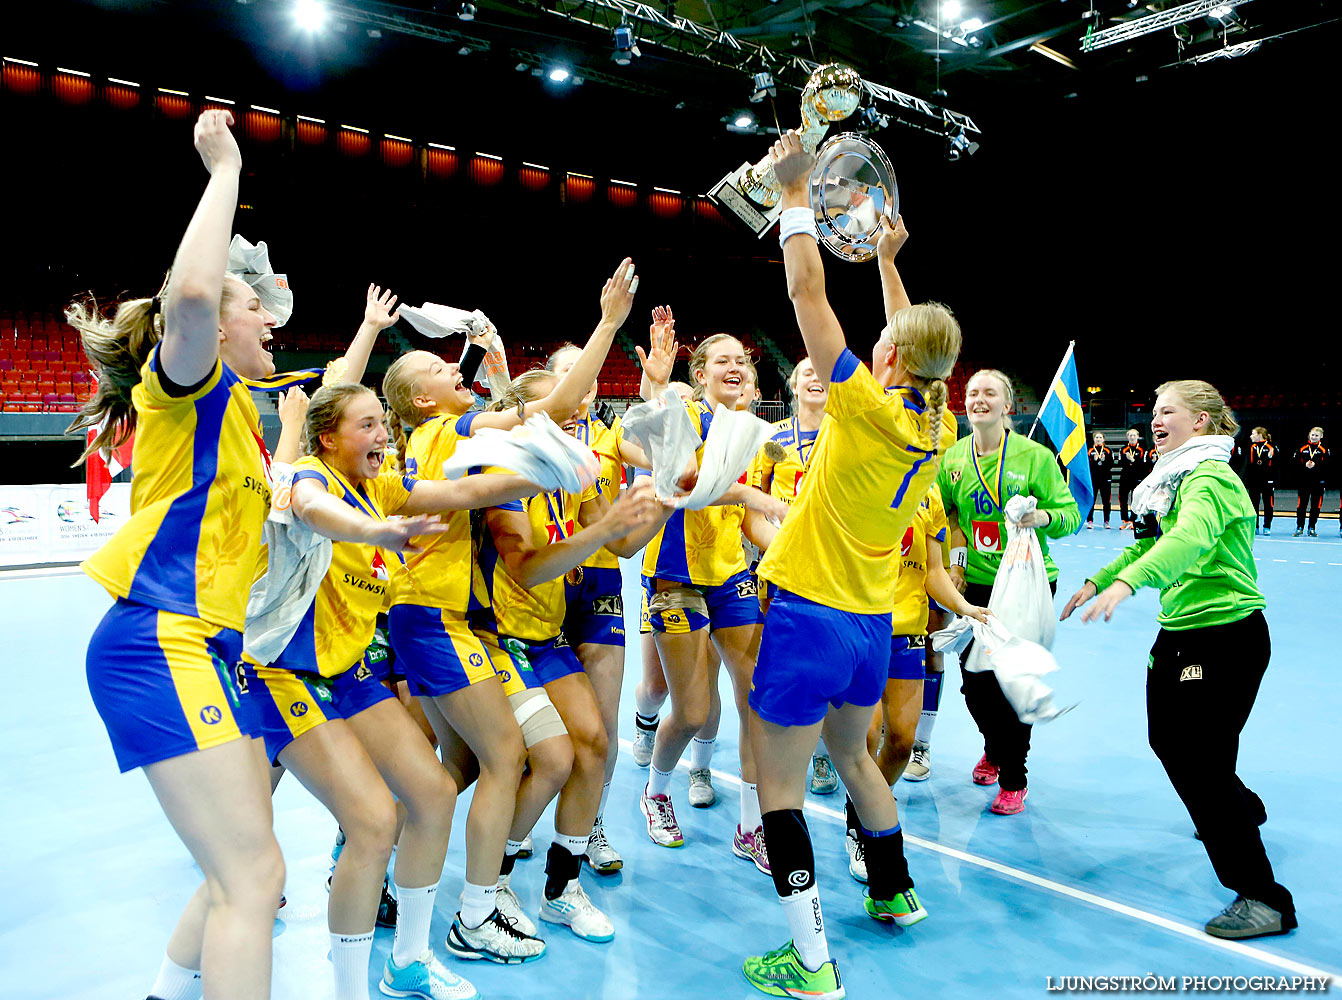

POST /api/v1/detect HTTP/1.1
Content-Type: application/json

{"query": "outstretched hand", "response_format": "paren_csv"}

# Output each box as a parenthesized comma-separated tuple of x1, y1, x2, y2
(277, 386, 309, 429)
(636, 305, 678, 386)
(193, 109, 242, 175)
(876, 214, 909, 262)
(363, 284, 401, 331)
(368, 514, 450, 555)
(769, 130, 814, 195)
(599, 258, 638, 329)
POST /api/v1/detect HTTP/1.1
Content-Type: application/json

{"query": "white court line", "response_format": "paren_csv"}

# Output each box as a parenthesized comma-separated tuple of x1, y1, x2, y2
(619, 738, 1338, 983)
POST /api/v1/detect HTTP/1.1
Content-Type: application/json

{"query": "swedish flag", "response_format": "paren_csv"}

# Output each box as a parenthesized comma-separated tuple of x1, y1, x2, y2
(1037, 343, 1092, 531)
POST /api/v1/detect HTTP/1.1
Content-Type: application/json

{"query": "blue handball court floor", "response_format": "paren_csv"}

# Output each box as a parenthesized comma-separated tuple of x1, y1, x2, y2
(2, 530, 1339, 999)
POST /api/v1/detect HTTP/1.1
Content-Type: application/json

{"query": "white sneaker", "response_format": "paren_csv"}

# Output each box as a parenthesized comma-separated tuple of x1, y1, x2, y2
(539, 878, 615, 942)
(379, 949, 479, 1000)
(903, 742, 931, 782)
(586, 821, 623, 874)
(688, 767, 716, 807)
(632, 722, 656, 767)
(846, 831, 868, 884)
(639, 785, 685, 847)
(495, 874, 537, 936)
(445, 908, 546, 964)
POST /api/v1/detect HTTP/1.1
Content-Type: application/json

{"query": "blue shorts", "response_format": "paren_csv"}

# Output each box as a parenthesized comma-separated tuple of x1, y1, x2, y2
(87, 599, 253, 772)
(889, 635, 927, 680)
(641, 570, 764, 634)
(244, 661, 395, 764)
(749, 590, 889, 727)
(563, 566, 626, 648)
(499, 633, 584, 686)
(389, 604, 501, 698)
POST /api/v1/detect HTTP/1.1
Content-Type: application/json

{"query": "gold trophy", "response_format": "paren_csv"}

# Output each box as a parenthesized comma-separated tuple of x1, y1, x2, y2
(708, 63, 898, 262)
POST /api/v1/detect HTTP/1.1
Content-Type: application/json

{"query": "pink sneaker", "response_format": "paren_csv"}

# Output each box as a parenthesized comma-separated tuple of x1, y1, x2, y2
(732, 824, 771, 875)
(991, 787, 1029, 815)
(971, 754, 999, 786)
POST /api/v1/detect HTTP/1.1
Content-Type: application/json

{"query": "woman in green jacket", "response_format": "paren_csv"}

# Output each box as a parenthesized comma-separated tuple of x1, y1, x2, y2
(937, 369, 1080, 815)
(1062, 379, 1295, 941)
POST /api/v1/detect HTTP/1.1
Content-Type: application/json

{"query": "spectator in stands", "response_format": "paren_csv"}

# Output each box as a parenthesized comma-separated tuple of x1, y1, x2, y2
(1119, 427, 1150, 530)
(1243, 427, 1276, 536)
(1087, 431, 1115, 529)
(1293, 426, 1329, 537)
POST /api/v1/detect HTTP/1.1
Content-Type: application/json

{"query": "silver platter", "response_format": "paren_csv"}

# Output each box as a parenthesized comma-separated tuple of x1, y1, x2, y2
(809, 133, 898, 262)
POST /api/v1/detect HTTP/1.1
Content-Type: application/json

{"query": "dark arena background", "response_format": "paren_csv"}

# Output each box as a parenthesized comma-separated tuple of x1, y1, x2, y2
(1, 2, 1339, 998)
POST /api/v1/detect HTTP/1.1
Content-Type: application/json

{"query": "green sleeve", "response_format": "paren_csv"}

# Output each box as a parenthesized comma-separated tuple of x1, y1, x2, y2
(1033, 447, 1082, 538)
(1111, 472, 1231, 594)
(937, 458, 955, 517)
(1088, 537, 1155, 591)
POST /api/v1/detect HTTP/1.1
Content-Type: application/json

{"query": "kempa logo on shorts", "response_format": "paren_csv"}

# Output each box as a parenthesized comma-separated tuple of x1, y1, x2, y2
(786, 869, 809, 889)
(199, 705, 223, 725)
(1180, 664, 1203, 682)
(290, 702, 309, 718)
(468, 652, 485, 668)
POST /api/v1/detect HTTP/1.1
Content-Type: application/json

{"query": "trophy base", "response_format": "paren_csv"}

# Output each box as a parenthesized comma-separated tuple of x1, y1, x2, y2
(707, 163, 781, 238)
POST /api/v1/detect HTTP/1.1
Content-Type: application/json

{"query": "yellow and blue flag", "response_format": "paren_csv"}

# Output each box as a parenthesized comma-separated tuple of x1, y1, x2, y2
(1037, 343, 1092, 531)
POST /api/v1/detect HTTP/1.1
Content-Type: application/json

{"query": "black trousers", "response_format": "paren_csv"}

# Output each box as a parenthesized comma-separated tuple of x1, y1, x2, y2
(1088, 477, 1112, 523)
(1245, 480, 1273, 529)
(1119, 473, 1142, 523)
(957, 580, 1056, 792)
(1296, 485, 1324, 530)
(1146, 611, 1293, 916)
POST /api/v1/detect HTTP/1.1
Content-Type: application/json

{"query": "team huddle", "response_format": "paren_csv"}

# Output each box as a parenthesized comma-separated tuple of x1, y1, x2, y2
(73, 113, 1295, 1000)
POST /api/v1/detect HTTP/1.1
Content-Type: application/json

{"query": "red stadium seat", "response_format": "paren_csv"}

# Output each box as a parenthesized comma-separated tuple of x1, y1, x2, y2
(20, 392, 43, 412)
(41, 392, 58, 410)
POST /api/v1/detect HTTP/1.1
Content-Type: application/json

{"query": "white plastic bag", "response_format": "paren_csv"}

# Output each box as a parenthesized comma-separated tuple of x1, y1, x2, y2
(982, 495, 1056, 653)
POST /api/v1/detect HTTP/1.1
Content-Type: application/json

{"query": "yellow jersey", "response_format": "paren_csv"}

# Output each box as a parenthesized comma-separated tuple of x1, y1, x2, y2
(757, 350, 957, 615)
(754, 415, 823, 504)
(572, 411, 624, 572)
(890, 484, 949, 636)
(642, 401, 748, 587)
(83, 348, 272, 632)
(274, 457, 413, 677)
(394, 411, 483, 614)
(475, 484, 596, 641)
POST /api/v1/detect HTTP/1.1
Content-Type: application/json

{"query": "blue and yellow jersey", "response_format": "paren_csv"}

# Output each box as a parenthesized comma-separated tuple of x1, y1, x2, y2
(83, 348, 272, 632)
(757, 350, 957, 615)
(890, 484, 949, 636)
(475, 483, 597, 642)
(572, 412, 624, 572)
(239, 367, 325, 393)
(393, 411, 482, 613)
(642, 401, 749, 587)
(753, 415, 822, 505)
(266, 456, 413, 677)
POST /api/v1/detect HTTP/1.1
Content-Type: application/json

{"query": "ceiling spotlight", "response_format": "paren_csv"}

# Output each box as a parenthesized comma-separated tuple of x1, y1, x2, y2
(293, 0, 327, 31)
(749, 71, 776, 103)
(858, 106, 890, 131)
(941, 1, 962, 21)
(457, 1, 476, 21)
(458, 45, 471, 55)
(612, 24, 641, 64)
(960, 17, 983, 32)
(1208, 4, 1234, 18)
(515, 62, 529, 72)
(548, 66, 571, 82)
(945, 127, 979, 161)
(735, 114, 754, 127)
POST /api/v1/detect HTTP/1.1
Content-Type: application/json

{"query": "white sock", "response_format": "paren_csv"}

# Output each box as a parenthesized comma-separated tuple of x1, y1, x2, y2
(459, 880, 498, 930)
(597, 780, 612, 822)
(505, 839, 526, 857)
(555, 832, 590, 856)
(779, 886, 829, 972)
(914, 710, 938, 746)
(689, 736, 716, 769)
(647, 763, 673, 798)
(740, 780, 762, 832)
(391, 883, 437, 967)
(330, 930, 375, 1000)
(148, 955, 202, 1000)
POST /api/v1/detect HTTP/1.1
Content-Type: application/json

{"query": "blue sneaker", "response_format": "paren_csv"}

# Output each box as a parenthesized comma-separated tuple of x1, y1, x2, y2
(379, 951, 479, 1000)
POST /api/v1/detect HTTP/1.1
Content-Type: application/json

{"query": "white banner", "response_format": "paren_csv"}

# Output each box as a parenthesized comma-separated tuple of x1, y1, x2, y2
(0, 483, 132, 567)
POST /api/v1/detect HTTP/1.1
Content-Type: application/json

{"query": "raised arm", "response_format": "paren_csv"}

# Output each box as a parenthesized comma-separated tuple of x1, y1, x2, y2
(769, 130, 845, 386)
(400, 472, 540, 516)
(337, 284, 400, 385)
(637, 306, 678, 401)
(159, 110, 242, 388)
(272, 387, 309, 465)
(471, 258, 636, 432)
(876, 215, 912, 321)
(290, 477, 446, 552)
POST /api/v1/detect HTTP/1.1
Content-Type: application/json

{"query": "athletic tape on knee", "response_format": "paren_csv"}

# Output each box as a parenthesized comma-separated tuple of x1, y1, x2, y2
(647, 586, 709, 617)
(511, 690, 553, 728)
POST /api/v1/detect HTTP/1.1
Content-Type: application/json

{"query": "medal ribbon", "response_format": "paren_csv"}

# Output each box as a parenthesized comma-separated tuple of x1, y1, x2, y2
(970, 429, 1009, 514)
(543, 490, 570, 541)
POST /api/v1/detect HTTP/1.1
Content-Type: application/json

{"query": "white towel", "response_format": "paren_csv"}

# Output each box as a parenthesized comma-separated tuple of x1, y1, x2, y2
(1129, 435, 1233, 519)
(398, 302, 511, 401)
(243, 463, 332, 665)
(621, 390, 703, 501)
(441, 411, 598, 494)
(931, 616, 1075, 725)
(228, 235, 292, 327)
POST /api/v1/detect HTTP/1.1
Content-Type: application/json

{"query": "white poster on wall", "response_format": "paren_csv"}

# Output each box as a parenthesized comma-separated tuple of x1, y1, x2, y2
(0, 484, 132, 567)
